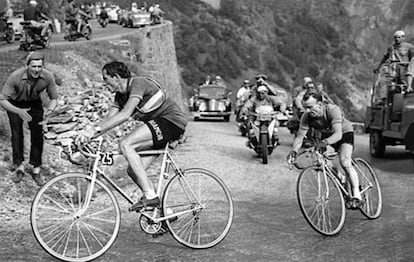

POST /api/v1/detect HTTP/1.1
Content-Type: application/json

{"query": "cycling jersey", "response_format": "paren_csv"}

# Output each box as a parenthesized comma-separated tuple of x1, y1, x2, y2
(114, 76, 187, 131)
(299, 103, 353, 135)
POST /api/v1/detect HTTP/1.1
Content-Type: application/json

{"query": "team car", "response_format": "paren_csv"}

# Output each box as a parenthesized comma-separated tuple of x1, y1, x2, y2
(190, 84, 232, 122)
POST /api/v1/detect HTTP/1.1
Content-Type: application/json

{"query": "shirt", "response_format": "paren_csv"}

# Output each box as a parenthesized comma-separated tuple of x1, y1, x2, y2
(114, 77, 187, 130)
(300, 103, 353, 134)
(244, 95, 285, 112)
(23, 6, 41, 21)
(0, 67, 58, 102)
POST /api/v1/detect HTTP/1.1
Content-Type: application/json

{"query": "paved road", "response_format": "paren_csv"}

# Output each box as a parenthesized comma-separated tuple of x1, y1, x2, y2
(0, 20, 142, 53)
(3, 117, 412, 262)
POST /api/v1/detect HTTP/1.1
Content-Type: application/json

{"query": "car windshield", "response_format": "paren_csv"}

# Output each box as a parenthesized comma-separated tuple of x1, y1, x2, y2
(198, 85, 227, 98)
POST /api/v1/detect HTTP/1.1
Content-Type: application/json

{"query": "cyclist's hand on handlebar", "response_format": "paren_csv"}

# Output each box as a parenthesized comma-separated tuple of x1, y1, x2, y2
(286, 150, 297, 164)
(315, 139, 328, 152)
(75, 127, 96, 146)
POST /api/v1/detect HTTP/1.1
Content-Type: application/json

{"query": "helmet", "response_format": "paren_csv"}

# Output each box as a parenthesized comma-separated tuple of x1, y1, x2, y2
(257, 85, 268, 93)
(394, 30, 405, 37)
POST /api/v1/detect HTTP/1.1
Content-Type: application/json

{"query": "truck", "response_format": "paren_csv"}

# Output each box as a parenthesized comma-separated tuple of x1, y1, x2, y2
(365, 63, 414, 157)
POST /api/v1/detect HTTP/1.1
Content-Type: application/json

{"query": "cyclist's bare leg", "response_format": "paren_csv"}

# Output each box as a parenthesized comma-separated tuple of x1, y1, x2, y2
(120, 124, 157, 199)
(126, 156, 157, 184)
(339, 143, 361, 200)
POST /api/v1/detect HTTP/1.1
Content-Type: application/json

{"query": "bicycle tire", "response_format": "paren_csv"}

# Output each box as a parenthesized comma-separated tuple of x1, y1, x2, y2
(31, 173, 121, 262)
(353, 158, 383, 219)
(162, 168, 234, 249)
(296, 166, 346, 236)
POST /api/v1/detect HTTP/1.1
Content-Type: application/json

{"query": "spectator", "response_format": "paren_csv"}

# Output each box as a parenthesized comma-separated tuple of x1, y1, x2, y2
(374, 30, 414, 86)
(0, 52, 58, 186)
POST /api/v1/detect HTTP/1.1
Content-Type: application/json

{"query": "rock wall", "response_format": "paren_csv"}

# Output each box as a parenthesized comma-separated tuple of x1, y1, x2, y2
(128, 21, 184, 108)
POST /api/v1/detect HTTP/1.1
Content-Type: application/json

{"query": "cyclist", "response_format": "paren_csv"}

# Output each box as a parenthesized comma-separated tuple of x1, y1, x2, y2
(286, 90, 362, 208)
(76, 61, 187, 211)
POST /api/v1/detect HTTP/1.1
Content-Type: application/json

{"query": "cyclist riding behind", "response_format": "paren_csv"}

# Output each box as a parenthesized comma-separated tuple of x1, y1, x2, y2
(287, 90, 361, 208)
(76, 61, 187, 211)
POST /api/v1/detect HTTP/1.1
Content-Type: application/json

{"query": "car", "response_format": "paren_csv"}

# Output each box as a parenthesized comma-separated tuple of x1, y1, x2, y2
(191, 84, 232, 122)
(120, 10, 151, 28)
(105, 5, 120, 23)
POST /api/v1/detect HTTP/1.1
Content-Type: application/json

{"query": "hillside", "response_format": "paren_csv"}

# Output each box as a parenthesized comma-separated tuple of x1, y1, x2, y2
(7, 0, 414, 121)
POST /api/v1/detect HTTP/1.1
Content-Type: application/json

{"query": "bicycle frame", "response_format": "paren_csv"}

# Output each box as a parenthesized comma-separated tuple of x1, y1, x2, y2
(312, 150, 373, 200)
(76, 138, 203, 224)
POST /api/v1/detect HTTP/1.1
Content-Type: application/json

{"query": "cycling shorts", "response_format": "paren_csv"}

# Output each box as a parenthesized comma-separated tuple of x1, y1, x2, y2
(146, 117, 184, 149)
(330, 132, 354, 151)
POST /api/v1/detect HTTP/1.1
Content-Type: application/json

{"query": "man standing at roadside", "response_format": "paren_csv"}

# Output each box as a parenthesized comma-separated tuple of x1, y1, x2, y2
(0, 52, 58, 186)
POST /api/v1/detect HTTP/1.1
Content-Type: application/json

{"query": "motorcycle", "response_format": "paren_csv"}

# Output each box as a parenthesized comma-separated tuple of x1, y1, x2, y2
(0, 15, 15, 44)
(246, 105, 279, 164)
(238, 112, 249, 136)
(19, 20, 52, 51)
(64, 17, 92, 41)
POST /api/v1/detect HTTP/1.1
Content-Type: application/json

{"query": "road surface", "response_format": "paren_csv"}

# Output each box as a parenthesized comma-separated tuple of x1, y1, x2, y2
(1, 117, 413, 261)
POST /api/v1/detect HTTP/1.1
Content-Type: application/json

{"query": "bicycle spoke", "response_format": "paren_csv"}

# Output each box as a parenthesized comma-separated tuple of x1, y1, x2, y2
(82, 221, 105, 248)
(163, 169, 233, 248)
(297, 167, 345, 236)
(31, 173, 121, 261)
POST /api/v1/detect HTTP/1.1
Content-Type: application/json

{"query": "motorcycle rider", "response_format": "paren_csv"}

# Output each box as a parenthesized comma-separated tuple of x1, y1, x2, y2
(64, 0, 89, 37)
(243, 85, 286, 147)
(235, 79, 251, 122)
(23, 0, 49, 39)
(98, 5, 108, 24)
(150, 4, 164, 24)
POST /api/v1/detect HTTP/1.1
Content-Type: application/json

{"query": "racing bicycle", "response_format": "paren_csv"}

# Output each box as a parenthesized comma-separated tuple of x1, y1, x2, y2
(290, 143, 382, 236)
(30, 136, 234, 261)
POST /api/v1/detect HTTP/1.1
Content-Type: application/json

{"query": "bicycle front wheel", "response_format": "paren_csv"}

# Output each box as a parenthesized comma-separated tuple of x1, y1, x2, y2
(297, 167, 346, 236)
(353, 158, 382, 219)
(31, 173, 121, 262)
(162, 168, 234, 249)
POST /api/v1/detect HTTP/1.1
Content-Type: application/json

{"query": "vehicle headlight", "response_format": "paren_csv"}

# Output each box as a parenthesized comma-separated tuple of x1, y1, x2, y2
(198, 101, 206, 111)
(218, 102, 226, 111)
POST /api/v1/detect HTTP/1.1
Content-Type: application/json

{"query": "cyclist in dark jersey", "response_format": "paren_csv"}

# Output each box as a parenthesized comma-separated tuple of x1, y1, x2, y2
(76, 61, 187, 211)
(287, 90, 362, 207)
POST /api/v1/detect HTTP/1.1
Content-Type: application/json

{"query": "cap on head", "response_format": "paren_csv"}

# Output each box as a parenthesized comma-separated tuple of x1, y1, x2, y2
(26, 51, 44, 65)
(257, 85, 268, 93)
(394, 30, 405, 37)
(244, 79, 250, 84)
(29, 0, 38, 5)
(303, 77, 313, 84)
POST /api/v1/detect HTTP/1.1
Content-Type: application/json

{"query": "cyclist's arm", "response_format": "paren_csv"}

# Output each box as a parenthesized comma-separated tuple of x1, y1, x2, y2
(97, 97, 140, 132)
(292, 127, 307, 153)
(324, 122, 342, 145)
(105, 106, 120, 118)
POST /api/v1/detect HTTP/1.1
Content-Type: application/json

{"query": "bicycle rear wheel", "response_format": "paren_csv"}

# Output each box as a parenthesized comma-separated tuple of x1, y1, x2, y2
(31, 173, 121, 262)
(353, 158, 382, 219)
(297, 167, 346, 236)
(162, 168, 234, 249)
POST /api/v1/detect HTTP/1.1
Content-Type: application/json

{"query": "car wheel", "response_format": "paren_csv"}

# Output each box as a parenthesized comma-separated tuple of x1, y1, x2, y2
(194, 116, 200, 121)
(224, 115, 230, 122)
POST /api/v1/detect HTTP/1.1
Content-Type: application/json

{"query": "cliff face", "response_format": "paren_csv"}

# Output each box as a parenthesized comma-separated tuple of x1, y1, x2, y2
(163, 0, 414, 121)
